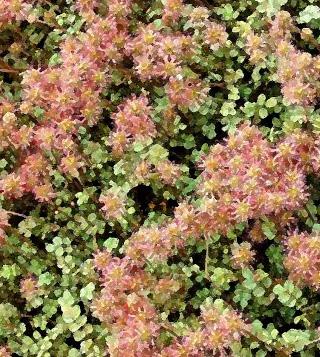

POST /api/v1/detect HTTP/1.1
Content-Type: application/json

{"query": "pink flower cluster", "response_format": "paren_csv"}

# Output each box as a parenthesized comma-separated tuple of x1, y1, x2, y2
(231, 242, 255, 269)
(0, 1, 133, 201)
(109, 95, 156, 155)
(125, 23, 193, 81)
(134, 159, 182, 185)
(125, 223, 182, 263)
(161, 0, 184, 25)
(99, 189, 126, 221)
(92, 250, 248, 356)
(20, 276, 39, 300)
(245, 31, 269, 65)
(0, 346, 11, 357)
(276, 41, 320, 106)
(0, 0, 35, 26)
(92, 251, 160, 357)
(161, 304, 247, 357)
(125, 124, 318, 264)
(0, 152, 55, 202)
(92, 125, 320, 356)
(196, 124, 314, 235)
(284, 231, 320, 289)
(166, 76, 210, 111)
(0, 209, 9, 246)
(246, 11, 320, 106)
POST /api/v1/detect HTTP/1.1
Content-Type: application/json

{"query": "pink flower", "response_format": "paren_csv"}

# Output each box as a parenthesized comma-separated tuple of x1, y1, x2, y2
(203, 21, 228, 51)
(166, 77, 210, 110)
(20, 276, 39, 300)
(162, 0, 184, 25)
(284, 231, 320, 289)
(99, 190, 126, 221)
(109, 95, 156, 154)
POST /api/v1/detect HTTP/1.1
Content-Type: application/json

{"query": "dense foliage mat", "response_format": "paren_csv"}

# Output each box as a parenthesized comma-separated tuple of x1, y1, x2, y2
(2, 0, 320, 356)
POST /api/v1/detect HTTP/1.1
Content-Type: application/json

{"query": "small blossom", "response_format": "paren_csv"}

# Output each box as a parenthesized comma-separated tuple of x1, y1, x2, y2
(20, 276, 39, 300)
(162, 0, 184, 25)
(59, 154, 85, 178)
(99, 190, 126, 221)
(231, 242, 255, 269)
(155, 160, 181, 185)
(203, 21, 228, 51)
(33, 182, 55, 203)
(0, 346, 11, 357)
(284, 231, 320, 289)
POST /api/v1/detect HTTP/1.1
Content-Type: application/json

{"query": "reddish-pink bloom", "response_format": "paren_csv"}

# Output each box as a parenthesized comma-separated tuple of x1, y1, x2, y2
(284, 231, 320, 289)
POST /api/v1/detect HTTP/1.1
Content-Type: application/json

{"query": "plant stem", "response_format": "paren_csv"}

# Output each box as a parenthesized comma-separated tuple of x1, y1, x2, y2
(205, 235, 209, 279)
(5, 210, 27, 218)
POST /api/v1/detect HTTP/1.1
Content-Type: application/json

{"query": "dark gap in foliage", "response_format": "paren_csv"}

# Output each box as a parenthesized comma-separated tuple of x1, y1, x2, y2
(234, 6, 259, 23)
(168, 145, 189, 164)
(7, 195, 36, 225)
(165, 198, 179, 213)
(167, 310, 180, 322)
(184, 302, 200, 318)
(37, 36, 49, 53)
(292, 353, 302, 357)
(6, 292, 25, 311)
(8, 213, 25, 228)
(235, 97, 246, 109)
(86, 313, 101, 326)
(214, 119, 228, 142)
(65, 336, 81, 349)
(128, 184, 157, 218)
(194, 130, 218, 149)
(241, 62, 254, 83)
(168, 146, 198, 179)
(189, 251, 206, 271)
(38, 205, 49, 219)
(101, 108, 114, 130)
(122, 56, 134, 70)
(225, 280, 238, 295)
(261, 116, 276, 129)
(29, 234, 47, 251)
(20, 316, 35, 337)
(251, 238, 273, 271)
(167, 254, 183, 266)
(78, 301, 87, 315)
(248, 81, 281, 103)
(291, 26, 320, 56)
(226, 30, 243, 45)
(0, 72, 14, 84)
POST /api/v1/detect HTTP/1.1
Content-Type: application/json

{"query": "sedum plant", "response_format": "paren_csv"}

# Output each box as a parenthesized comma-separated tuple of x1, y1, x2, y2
(1, 0, 320, 356)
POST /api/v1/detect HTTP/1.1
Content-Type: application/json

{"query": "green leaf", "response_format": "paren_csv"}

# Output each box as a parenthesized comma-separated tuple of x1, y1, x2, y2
(148, 144, 168, 164)
(38, 272, 54, 286)
(0, 159, 7, 168)
(265, 97, 277, 108)
(58, 290, 74, 307)
(220, 102, 236, 116)
(259, 108, 268, 119)
(253, 287, 265, 297)
(282, 330, 311, 352)
(80, 283, 95, 301)
(75, 191, 90, 205)
(68, 348, 81, 357)
(103, 237, 119, 252)
(257, 0, 288, 17)
(61, 305, 81, 324)
(298, 6, 320, 24)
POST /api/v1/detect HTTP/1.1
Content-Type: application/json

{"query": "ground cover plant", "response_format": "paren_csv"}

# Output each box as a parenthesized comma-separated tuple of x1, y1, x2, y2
(2, 0, 320, 356)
